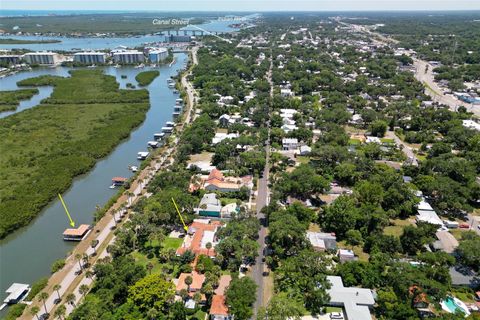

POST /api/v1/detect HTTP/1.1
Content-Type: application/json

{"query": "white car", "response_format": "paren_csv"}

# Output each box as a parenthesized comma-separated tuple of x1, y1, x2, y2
(330, 312, 344, 320)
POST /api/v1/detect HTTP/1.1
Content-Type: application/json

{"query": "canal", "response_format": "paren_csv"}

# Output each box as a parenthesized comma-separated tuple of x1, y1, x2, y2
(0, 53, 187, 317)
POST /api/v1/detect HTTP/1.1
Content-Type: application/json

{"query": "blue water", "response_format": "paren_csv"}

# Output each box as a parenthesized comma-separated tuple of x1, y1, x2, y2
(444, 297, 466, 314)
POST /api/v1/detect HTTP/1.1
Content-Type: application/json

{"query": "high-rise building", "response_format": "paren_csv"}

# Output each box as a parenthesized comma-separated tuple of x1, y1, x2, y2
(0, 55, 21, 65)
(23, 52, 60, 65)
(73, 52, 106, 64)
(112, 50, 145, 64)
(166, 34, 192, 43)
(148, 48, 169, 63)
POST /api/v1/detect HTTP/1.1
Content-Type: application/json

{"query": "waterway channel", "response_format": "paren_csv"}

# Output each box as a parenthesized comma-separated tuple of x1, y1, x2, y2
(0, 53, 187, 317)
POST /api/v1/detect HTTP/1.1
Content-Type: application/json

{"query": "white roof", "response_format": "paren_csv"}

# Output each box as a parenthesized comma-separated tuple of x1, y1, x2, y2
(282, 138, 298, 144)
(74, 51, 105, 55)
(4, 283, 29, 303)
(418, 200, 434, 211)
(463, 120, 480, 131)
(201, 230, 216, 248)
(327, 276, 374, 320)
(417, 210, 443, 225)
(339, 249, 355, 257)
(137, 151, 149, 156)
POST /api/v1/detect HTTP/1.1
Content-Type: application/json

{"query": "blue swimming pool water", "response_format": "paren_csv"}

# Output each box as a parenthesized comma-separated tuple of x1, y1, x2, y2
(444, 297, 464, 314)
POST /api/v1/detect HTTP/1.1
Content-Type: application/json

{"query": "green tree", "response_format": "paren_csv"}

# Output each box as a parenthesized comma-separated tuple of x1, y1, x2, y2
(30, 306, 40, 320)
(261, 292, 305, 320)
(53, 284, 62, 302)
(53, 304, 66, 320)
(226, 277, 257, 320)
(370, 120, 388, 137)
(38, 291, 49, 315)
(128, 273, 175, 312)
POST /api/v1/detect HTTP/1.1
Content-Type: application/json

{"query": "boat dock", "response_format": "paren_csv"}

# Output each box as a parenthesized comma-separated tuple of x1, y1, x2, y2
(63, 224, 91, 241)
(0, 283, 30, 310)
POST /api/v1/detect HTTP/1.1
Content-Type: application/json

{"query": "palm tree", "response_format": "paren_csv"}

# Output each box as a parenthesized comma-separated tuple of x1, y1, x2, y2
(53, 284, 62, 302)
(85, 269, 94, 280)
(82, 253, 89, 267)
(66, 293, 76, 307)
(185, 275, 193, 292)
(147, 262, 154, 275)
(206, 242, 212, 256)
(79, 284, 89, 299)
(30, 305, 41, 320)
(75, 253, 83, 272)
(38, 291, 49, 315)
(54, 304, 66, 320)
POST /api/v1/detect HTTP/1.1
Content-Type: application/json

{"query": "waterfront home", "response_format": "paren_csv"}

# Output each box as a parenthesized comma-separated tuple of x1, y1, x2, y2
(111, 176, 127, 186)
(176, 219, 222, 258)
(196, 193, 222, 218)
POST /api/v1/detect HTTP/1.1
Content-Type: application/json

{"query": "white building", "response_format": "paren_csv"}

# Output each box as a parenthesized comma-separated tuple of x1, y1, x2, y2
(148, 48, 169, 63)
(73, 52, 106, 64)
(416, 199, 443, 225)
(326, 276, 375, 320)
(280, 88, 293, 97)
(23, 52, 60, 65)
(282, 138, 299, 151)
(463, 120, 480, 131)
(112, 50, 144, 64)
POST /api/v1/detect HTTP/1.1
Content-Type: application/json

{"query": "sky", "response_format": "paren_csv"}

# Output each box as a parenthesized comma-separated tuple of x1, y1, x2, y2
(2, 0, 480, 11)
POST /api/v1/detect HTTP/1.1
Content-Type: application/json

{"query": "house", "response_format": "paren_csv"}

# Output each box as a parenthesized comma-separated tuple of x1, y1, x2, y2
(196, 193, 222, 217)
(416, 200, 443, 226)
(219, 114, 232, 127)
(176, 220, 222, 257)
(220, 203, 239, 219)
(176, 271, 206, 293)
(282, 138, 299, 151)
(299, 145, 312, 156)
(212, 132, 239, 145)
(338, 249, 356, 263)
(307, 231, 337, 251)
(281, 124, 298, 133)
(280, 88, 293, 97)
(365, 136, 381, 144)
(210, 295, 232, 320)
(326, 276, 375, 320)
(463, 120, 480, 131)
(204, 169, 252, 193)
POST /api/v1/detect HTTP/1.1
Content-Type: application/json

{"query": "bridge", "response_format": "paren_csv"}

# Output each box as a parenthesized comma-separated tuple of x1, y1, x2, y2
(160, 29, 222, 36)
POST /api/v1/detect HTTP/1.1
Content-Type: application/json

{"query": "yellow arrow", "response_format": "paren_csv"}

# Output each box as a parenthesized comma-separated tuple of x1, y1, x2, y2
(171, 198, 188, 232)
(58, 194, 75, 227)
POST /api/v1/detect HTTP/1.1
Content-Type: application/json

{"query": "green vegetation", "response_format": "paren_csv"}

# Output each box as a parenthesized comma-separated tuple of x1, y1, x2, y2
(0, 13, 205, 35)
(0, 38, 61, 44)
(135, 70, 160, 86)
(4, 303, 27, 320)
(51, 258, 66, 273)
(0, 88, 39, 112)
(0, 70, 149, 238)
(26, 277, 49, 301)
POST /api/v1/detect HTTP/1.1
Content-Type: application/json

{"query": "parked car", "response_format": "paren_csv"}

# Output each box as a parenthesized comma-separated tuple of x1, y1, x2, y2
(459, 223, 470, 229)
(330, 312, 344, 319)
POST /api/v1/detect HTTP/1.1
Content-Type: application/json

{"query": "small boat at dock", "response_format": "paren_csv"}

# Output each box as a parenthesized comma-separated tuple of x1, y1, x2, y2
(148, 140, 160, 148)
(137, 151, 150, 160)
(128, 165, 138, 172)
(154, 132, 165, 140)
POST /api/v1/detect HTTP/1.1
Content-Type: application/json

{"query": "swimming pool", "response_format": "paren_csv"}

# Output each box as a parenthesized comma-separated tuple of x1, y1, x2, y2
(441, 297, 471, 317)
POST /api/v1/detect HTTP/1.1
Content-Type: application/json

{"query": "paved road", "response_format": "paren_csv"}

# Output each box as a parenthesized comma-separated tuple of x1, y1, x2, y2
(252, 56, 273, 317)
(385, 131, 418, 166)
(412, 59, 479, 116)
(468, 214, 480, 236)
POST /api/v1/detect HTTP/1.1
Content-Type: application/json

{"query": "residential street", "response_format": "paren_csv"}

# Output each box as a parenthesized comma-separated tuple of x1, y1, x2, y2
(385, 131, 418, 166)
(252, 56, 273, 317)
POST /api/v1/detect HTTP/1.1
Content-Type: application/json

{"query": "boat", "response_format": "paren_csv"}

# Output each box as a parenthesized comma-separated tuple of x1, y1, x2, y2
(175, 98, 183, 105)
(111, 176, 127, 187)
(87, 64, 96, 68)
(162, 127, 173, 133)
(165, 121, 175, 127)
(168, 82, 175, 88)
(114, 64, 121, 68)
(137, 151, 150, 160)
(148, 140, 160, 148)
(154, 132, 165, 140)
(130, 165, 138, 172)
(173, 89, 179, 94)
(135, 63, 145, 69)
(0, 283, 30, 310)
(167, 78, 175, 83)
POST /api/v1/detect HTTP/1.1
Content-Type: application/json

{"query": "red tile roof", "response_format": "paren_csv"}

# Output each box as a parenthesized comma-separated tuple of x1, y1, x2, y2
(176, 272, 205, 292)
(176, 221, 222, 257)
(210, 295, 229, 316)
(214, 275, 232, 296)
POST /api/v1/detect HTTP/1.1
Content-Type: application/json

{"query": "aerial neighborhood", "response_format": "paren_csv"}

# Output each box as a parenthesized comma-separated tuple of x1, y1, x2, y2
(0, 8, 480, 320)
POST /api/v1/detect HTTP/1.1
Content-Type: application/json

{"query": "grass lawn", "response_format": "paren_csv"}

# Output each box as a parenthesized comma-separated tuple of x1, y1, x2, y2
(189, 152, 214, 163)
(296, 156, 310, 164)
(131, 251, 162, 273)
(163, 237, 184, 250)
(349, 138, 362, 145)
(0, 70, 149, 238)
(452, 289, 476, 303)
(337, 241, 370, 262)
(325, 306, 343, 313)
(380, 138, 395, 144)
(263, 271, 275, 306)
(449, 228, 470, 241)
(308, 223, 321, 232)
(383, 218, 415, 237)
(220, 197, 238, 205)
